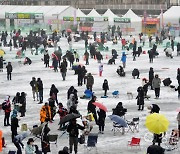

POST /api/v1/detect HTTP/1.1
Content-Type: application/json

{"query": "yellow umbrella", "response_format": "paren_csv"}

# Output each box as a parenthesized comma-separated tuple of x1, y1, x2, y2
(0, 49, 5, 56)
(145, 113, 169, 134)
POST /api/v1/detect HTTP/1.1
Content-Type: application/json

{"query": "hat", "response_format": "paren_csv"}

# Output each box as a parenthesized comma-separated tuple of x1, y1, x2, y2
(28, 138, 34, 143)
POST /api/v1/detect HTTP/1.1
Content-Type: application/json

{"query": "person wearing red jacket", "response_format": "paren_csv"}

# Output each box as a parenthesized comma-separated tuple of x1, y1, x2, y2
(3, 95, 11, 126)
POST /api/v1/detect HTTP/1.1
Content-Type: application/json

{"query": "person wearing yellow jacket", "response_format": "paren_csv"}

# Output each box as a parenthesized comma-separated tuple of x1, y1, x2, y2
(40, 102, 51, 123)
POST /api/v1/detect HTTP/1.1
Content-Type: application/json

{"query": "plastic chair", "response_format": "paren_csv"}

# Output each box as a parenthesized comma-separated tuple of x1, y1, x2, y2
(48, 134, 58, 146)
(112, 91, 119, 98)
(112, 122, 125, 135)
(127, 137, 141, 149)
(126, 117, 139, 133)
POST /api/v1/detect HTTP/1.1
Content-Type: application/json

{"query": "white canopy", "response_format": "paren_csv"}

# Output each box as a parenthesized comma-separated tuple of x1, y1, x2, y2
(87, 8, 101, 17)
(122, 9, 142, 34)
(102, 9, 119, 25)
(76, 8, 86, 17)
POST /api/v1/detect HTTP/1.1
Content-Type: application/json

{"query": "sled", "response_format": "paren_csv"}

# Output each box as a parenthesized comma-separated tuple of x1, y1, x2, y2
(21, 123, 28, 131)
(101, 96, 108, 98)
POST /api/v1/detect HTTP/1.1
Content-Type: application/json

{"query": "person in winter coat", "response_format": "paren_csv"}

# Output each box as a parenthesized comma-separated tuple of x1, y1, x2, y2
(67, 94, 78, 112)
(19, 92, 26, 117)
(13, 132, 28, 154)
(67, 86, 78, 101)
(132, 41, 137, 61)
(136, 86, 144, 111)
(132, 68, 140, 79)
(50, 84, 59, 105)
(11, 109, 19, 142)
(99, 63, 103, 77)
(85, 73, 94, 91)
(148, 49, 154, 63)
(87, 96, 97, 124)
(96, 52, 103, 63)
(67, 119, 84, 154)
(60, 60, 67, 81)
(84, 50, 89, 65)
(57, 103, 68, 130)
(121, 52, 126, 68)
(37, 78, 43, 104)
(76, 65, 83, 86)
(177, 68, 180, 86)
(30, 77, 39, 101)
(82, 66, 87, 84)
(6, 62, 13, 80)
(177, 42, 180, 56)
(102, 79, 109, 96)
(24, 57, 32, 65)
(40, 102, 51, 123)
(177, 112, 180, 133)
(112, 102, 127, 117)
(175, 85, 180, 99)
(52, 57, 58, 72)
(12, 92, 21, 105)
(0, 56, 3, 72)
(44, 50, 50, 67)
(152, 74, 161, 98)
(97, 109, 106, 134)
(74, 51, 79, 62)
(147, 104, 160, 114)
(25, 138, 36, 154)
(147, 145, 165, 154)
(48, 96, 56, 121)
(58, 146, 69, 154)
(3, 95, 11, 126)
(149, 67, 154, 90)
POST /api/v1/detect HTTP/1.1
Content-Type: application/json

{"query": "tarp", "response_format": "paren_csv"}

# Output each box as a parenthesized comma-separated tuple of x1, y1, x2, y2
(102, 9, 119, 25)
(122, 9, 142, 34)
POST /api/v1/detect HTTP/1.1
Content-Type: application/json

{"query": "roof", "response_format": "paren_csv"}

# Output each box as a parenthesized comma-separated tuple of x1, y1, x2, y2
(162, 6, 180, 19)
(76, 8, 86, 17)
(87, 8, 101, 17)
(102, 9, 119, 18)
(122, 9, 142, 22)
(0, 5, 72, 18)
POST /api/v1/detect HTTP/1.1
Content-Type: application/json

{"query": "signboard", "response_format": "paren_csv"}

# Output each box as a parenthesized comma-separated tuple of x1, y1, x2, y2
(5, 13, 43, 19)
(63, 17, 108, 22)
(114, 18, 131, 23)
(142, 18, 159, 24)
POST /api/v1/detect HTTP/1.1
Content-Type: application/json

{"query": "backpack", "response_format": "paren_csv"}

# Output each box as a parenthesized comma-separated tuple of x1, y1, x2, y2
(2, 102, 7, 110)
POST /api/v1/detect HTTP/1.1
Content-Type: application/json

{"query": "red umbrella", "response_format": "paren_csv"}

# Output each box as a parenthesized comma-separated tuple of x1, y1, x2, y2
(93, 102, 107, 112)
(176, 108, 180, 112)
(66, 29, 72, 33)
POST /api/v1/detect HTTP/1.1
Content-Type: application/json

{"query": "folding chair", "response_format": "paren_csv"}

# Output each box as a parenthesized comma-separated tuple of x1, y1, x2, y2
(48, 134, 58, 146)
(126, 117, 139, 133)
(112, 122, 125, 135)
(127, 137, 141, 149)
(84, 133, 98, 153)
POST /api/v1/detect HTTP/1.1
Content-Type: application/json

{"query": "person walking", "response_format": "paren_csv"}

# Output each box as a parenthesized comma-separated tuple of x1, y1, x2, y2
(84, 50, 89, 65)
(30, 77, 39, 101)
(102, 79, 109, 97)
(19, 92, 26, 117)
(85, 73, 94, 91)
(44, 50, 50, 68)
(40, 102, 51, 124)
(136, 86, 144, 111)
(149, 67, 154, 90)
(11, 109, 19, 142)
(3, 95, 11, 126)
(0, 56, 3, 72)
(177, 112, 180, 134)
(121, 52, 126, 68)
(6, 62, 13, 80)
(152, 74, 161, 98)
(50, 84, 59, 105)
(60, 60, 67, 81)
(97, 109, 106, 134)
(99, 64, 103, 77)
(76, 65, 83, 86)
(37, 78, 43, 104)
(67, 119, 84, 154)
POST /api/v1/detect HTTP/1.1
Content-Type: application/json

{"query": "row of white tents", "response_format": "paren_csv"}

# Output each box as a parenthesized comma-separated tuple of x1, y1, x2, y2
(0, 5, 179, 34)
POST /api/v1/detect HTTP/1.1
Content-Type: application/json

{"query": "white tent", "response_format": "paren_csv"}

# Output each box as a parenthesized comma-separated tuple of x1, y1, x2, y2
(76, 8, 86, 17)
(87, 8, 101, 17)
(122, 9, 142, 34)
(102, 9, 119, 25)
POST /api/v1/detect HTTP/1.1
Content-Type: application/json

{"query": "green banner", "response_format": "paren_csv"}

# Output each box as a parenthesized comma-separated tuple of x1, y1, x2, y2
(5, 13, 43, 19)
(114, 18, 131, 23)
(63, 17, 108, 22)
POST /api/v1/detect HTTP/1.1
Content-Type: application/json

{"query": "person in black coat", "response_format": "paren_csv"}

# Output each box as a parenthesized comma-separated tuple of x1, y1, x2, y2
(60, 59, 67, 81)
(177, 42, 180, 56)
(11, 109, 19, 142)
(149, 67, 154, 89)
(37, 78, 43, 104)
(137, 46, 142, 57)
(81, 66, 87, 84)
(67, 86, 78, 101)
(58, 146, 69, 154)
(112, 102, 127, 117)
(132, 41, 137, 61)
(48, 96, 56, 121)
(67, 119, 84, 154)
(0, 56, 3, 72)
(6, 62, 13, 80)
(52, 57, 58, 72)
(102, 79, 109, 96)
(76, 65, 83, 86)
(19, 92, 26, 117)
(132, 68, 140, 79)
(87, 96, 97, 124)
(97, 109, 106, 134)
(148, 49, 154, 63)
(24, 57, 32, 65)
(12, 92, 21, 105)
(147, 145, 165, 154)
(50, 84, 59, 105)
(148, 104, 160, 113)
(136, 86, 144, 111)
(44, 51, 50, 67)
